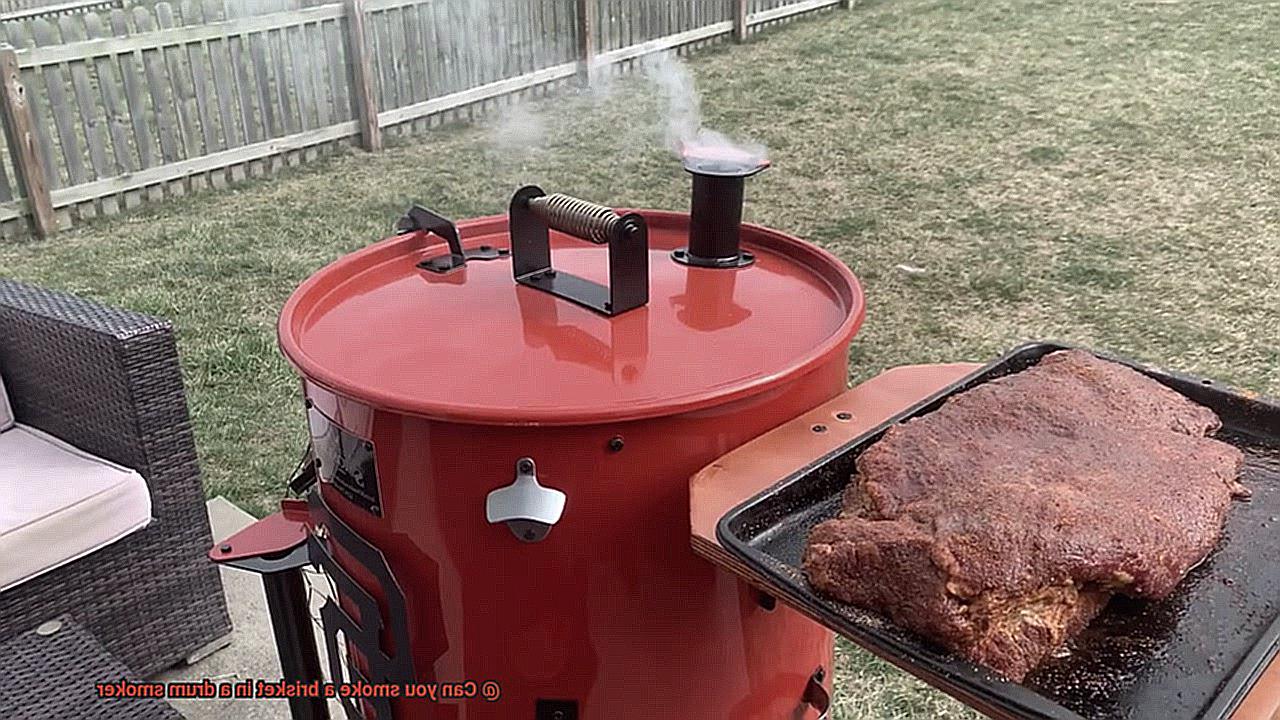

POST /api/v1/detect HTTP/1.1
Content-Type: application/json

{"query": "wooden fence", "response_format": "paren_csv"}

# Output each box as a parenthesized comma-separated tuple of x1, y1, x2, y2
(0, 0, 119, 19)
(0, 0, 851, 238)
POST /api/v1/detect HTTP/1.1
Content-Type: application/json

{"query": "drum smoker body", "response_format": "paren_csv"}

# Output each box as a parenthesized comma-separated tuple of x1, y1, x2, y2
(280, 208, 864, 719)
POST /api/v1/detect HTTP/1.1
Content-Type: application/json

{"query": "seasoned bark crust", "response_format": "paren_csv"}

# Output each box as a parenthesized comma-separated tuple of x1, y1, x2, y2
(803, 350, 1248, 681)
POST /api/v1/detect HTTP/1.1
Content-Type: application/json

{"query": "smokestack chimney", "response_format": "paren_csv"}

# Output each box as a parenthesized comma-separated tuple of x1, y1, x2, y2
(672, 149, 770, 269)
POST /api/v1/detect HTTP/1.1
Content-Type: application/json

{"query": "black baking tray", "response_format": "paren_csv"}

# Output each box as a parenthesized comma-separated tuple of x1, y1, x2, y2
(717, 342, 1280, 719)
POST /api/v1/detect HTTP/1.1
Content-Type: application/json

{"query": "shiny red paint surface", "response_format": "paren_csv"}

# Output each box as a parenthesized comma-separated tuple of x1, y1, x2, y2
(207, 500, 308, 563)
(280, 211, 863, 425)
(281, 210, 863, 718)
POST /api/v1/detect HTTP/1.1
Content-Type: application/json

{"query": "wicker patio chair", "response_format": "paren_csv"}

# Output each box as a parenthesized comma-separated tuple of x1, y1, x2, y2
(0, 279, 231, 677)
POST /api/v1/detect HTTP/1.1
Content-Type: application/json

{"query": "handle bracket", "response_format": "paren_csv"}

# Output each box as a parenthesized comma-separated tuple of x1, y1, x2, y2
(399, 205, 509, 274)
(510, 186, 649, 316)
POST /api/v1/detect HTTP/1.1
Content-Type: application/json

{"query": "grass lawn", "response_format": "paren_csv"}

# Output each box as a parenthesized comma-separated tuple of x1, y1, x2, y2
(2, 0, 1278, 716)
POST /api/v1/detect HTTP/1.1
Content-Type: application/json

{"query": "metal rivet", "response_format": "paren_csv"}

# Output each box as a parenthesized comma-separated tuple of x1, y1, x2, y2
(314, 458, 323, 468)
(304, 399, 313, 409)
(835, 412, 853, 421)
(370, 505, 381, 515)
(518, 458, 534, 474)
(35, 620, 62, 637)
(607, 436, 624, 452)
(812, 424, 828, 433)
(219, 544, 232, 554)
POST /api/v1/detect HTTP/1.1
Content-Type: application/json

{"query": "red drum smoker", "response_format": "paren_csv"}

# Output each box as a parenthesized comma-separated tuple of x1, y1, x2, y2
(215, 152, 865, 720)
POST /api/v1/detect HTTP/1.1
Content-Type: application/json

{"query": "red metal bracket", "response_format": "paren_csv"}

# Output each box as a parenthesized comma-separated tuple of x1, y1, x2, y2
(209, 498, 310, 565)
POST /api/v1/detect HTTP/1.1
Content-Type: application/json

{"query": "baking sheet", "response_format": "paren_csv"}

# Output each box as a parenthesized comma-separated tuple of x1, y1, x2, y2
(717, 342, 1280, 719)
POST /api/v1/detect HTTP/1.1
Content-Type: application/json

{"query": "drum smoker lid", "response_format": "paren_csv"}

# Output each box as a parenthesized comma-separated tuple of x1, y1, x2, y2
(278, 210, 864, 425)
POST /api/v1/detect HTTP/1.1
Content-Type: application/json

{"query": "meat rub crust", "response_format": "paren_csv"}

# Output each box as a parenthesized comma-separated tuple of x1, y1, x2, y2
(803, 350, 1247, 681)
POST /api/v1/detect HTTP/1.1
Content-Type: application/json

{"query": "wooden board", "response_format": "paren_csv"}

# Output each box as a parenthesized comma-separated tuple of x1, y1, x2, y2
(690, 363, 980, 586)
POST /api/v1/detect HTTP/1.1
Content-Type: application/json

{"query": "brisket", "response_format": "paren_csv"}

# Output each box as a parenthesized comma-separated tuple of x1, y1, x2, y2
(803, 350, 1248, 681)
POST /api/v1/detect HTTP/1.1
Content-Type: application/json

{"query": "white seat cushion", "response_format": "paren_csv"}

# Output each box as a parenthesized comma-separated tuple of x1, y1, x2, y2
(0, 425, 151, 592)
(0, 369, 12, 432)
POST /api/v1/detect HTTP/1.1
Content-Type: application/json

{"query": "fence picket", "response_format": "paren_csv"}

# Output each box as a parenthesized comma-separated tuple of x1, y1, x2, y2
(0, 148, 12, 202)
(531, 0, 547, 71)
(108, 10, 155, 173)
(200, 2, 241, 148)
(434, 0, 455, 95)
(267, 26, 295, 136)
(246, 30, 277, 138)
(624, 0, 634, 48)
(57, 15, 109, 186)
(553, 0, 568, 64)
(546, 0, 560, 65)
(389, 7, 411, 107)
(30, 19, 86, 186)
(308, 21, 332, 127)
(180, 0, 220, 152)
(322, 16, 349, 121)
(226, 34, 257, 145)
(133, 7, 181, 163)
(83, 13, 134, 174)
(0, 133, 11, 201)
(286, 22, 315, 129)
(507, 0, 521, 81)
(609, 0, 620, 52)
(432, 1, 451, 96)
(463, 0, 480, 94)
(155, 3, 201, 160)
(487, 0, 502, 85)
(515, 0, 530, 79)
(410, 5, 430, 102)
(370, 9, 395, 110)
(408, 2, 432, 102)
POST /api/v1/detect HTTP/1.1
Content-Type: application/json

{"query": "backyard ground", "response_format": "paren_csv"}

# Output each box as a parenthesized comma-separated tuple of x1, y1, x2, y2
(2, 0, 1278, 716)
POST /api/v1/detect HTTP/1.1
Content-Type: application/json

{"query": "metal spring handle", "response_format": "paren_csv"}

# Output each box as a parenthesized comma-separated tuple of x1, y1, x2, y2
(527, 193, 620, 244)
(509, 185, 649, 317)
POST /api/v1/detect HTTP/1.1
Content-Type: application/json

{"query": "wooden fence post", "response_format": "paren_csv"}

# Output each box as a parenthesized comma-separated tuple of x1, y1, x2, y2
(0, 44, 55, 237)
(734, 0, 749, 42)
(343, 0, 382, 152)
(576, 0, 596, 84)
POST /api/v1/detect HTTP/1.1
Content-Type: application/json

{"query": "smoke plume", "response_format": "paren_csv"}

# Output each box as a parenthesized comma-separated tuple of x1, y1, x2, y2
(484, 38, 767, 171)
(638, 52, 768, 165)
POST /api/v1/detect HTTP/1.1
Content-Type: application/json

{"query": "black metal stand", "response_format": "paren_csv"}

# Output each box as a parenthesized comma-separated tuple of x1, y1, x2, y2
(212, 495, 415, 720)
(263, 567, 330, 720)
(223, 544, 330, 720)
